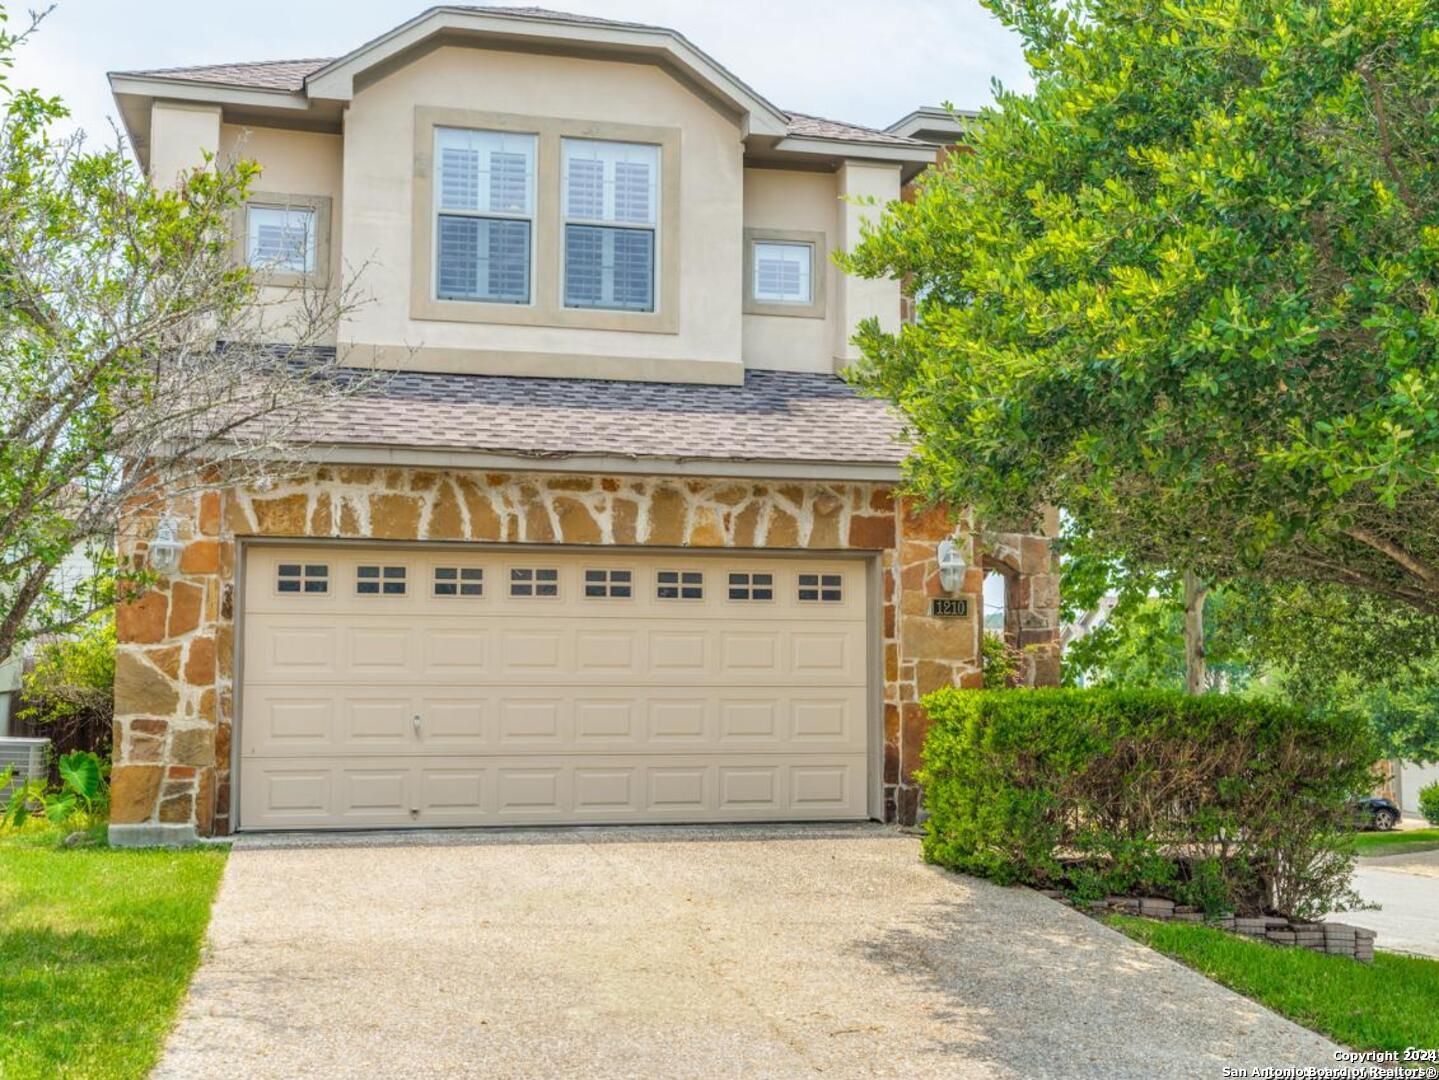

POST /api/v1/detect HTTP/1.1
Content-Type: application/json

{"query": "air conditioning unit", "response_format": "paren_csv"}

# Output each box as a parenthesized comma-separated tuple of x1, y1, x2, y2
(0, 737, 50, 800)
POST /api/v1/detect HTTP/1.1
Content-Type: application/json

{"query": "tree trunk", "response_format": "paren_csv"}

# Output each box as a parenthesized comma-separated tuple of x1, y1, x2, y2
(1183, 568, 1208, 695)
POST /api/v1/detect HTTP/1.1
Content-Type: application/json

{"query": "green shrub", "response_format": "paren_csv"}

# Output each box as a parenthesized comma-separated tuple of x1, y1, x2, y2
(0, 750, 109, 830)
(18, 614, 114, 756)
(1419, 782, 1439, 826)
(917, 688, 1376, 918)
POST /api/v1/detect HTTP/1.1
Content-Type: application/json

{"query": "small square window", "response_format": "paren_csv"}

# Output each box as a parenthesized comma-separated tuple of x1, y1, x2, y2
(583, 568, 633, 598)
(657, 569, 703, 600)
(510, 567, 559, 598)
(728, 572, 773, 601)
(248, 204, 316, 274)
(434, 566, 484, 598)
(278, 562, 328, 595)
(798, 572, 843, 603)
(752, 241, 813, 304)
(357, 565, 406, 596)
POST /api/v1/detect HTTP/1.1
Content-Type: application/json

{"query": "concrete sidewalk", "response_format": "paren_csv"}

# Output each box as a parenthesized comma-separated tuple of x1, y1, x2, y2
(157, 825, 1339, 1079)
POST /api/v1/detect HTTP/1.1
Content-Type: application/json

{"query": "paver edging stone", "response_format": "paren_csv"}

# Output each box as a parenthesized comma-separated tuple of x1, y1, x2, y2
(1033, 889, 1377, 963)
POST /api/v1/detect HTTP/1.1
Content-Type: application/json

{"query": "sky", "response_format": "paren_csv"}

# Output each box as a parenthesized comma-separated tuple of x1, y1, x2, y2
(3, 0, 1031, 148)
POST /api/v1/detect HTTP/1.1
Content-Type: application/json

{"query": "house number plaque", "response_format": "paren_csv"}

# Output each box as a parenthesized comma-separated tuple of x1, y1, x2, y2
(929, 596, 971, 618)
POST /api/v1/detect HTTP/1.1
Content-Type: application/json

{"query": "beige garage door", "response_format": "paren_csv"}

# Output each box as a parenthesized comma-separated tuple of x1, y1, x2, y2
(238, 545, 872, 829)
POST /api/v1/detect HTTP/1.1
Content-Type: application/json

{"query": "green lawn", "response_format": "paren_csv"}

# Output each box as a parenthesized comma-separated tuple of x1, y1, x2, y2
(0, 823, 228, 1080)
(1108, 914, 1439, 1053)
(1353, 827, 1439, 857)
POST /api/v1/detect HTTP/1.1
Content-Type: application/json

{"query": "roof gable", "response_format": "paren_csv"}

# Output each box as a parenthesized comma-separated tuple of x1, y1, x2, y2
(302, 5, 790, 138)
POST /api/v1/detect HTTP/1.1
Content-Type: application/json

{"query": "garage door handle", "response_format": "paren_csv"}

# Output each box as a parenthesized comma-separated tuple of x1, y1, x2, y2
(412, 714, 422, 736)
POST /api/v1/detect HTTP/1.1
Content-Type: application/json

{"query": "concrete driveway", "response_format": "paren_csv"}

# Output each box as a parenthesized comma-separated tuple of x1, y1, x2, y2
(1345, 848, 1439, 958)
(158, 825, 1337, 1079)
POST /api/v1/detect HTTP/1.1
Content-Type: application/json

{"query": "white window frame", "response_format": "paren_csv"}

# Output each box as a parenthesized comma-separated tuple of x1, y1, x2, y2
(743, 228, 827, 319)
(432, 565, 485, 599)
(656, 569, 704, 601)
(356, 563, 409, 597)
(433, 126, 538, 306)
(275, 561, 330, 597)
(508, 566, 560, 599)
(797, 572, 844, 603)
(246, 204, 317, 275)
(725, 571, 775, 603)
(582, 568, 635, 600)
(752, 241, 814, 305)
(561, 138, 661, 313)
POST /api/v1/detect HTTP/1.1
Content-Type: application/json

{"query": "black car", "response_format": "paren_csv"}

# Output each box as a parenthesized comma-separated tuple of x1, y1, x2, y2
(1353, 796, 1402, 831)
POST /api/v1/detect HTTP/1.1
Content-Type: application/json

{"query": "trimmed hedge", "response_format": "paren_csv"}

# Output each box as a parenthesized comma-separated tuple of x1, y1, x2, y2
(918, 688, 1376, 918)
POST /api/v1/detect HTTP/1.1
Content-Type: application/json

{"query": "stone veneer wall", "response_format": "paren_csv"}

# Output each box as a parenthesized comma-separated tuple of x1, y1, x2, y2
(111, 466, 1060, 840)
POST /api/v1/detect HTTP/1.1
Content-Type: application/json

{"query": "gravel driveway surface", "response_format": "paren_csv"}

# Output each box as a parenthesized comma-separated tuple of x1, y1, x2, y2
(157, 825, 1338, 1079)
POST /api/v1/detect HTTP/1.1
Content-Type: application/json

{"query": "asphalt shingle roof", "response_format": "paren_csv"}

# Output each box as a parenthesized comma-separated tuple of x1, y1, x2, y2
(114, 7, 926, 148)
(283, 361, 908, 466)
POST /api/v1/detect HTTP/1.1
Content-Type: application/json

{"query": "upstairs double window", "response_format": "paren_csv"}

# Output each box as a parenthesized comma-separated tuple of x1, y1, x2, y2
(435, 127, 537, 304)
(431, 125, 659, 316)
(561, 139, 658, 312)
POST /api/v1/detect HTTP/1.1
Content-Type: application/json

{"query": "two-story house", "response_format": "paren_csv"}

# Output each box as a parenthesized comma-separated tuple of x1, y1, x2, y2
(105, 6, 1060, 846)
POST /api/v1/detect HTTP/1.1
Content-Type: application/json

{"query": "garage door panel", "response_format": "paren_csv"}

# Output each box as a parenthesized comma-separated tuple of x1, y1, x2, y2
(345, 698, 415, 745)
(247, 619, 863, 687)
(421, 629, 491, 674)
(500, 629, 565, 672)
(256, 696, 335, 748)
(421, 697, 487, 741)
(418, 768, 486, 817)
(244, 685, 866, 757)
(247, 624, 338, 680)
(347, 627, 413, 672)
(240, 754, 869, 829)
(574, 697, 641, 741)
(240, 546, 874, 830)
(497, 697, 565, 743)
(344, 769, 409, 815)
(575, 631, 640, 673)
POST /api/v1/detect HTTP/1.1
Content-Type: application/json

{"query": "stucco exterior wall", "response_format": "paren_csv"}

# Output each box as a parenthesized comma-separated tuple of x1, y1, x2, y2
(337, 45, 745, 382)
(833, 161, 903, 366)
(218, 123, 345, 344)
(110, 467, 1060, 841)
(741, 167, 840, 374)
(148, 101, 220, 187)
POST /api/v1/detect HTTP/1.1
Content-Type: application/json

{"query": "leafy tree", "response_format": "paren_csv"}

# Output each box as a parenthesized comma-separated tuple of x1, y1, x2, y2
(840, 0, 1439, 657)
(0, 8, 370, 665)
(1065, 559, 1439, 761)
(19, 612, 115, 749)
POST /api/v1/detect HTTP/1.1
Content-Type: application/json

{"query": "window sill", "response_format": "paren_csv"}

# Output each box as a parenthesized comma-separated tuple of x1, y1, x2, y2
(743, 299, 826, 320)
(410, 293, 677, 334)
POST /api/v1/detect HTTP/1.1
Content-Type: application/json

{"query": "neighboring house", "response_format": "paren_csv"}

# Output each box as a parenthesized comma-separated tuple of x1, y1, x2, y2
(0, 541, 102, 736)
(105, 6, 1060, 846)
(1394, 759, 1439, 818)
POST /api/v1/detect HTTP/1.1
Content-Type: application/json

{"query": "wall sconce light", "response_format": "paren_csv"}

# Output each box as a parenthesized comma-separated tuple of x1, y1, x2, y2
(148, 514, 184, 577)
(937, 538, 967, 593)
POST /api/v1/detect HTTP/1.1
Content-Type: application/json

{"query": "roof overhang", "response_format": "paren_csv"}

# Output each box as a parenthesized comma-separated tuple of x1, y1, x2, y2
(108, 7, 938, 175)
(885, 106, 978, 145)
(203, 442, 905, 483)
(107, 75, 340, 170)
(303, 6, 790, 138)
(764, 135, 935, 181)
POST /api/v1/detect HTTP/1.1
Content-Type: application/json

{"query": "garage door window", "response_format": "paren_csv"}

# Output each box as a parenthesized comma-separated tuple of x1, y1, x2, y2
(357, 565, 408, 596)
(510, 567, 559, 597)
(657, 569, 703, 600)
(434, 567, 484, 597)
(798, 573, 843, 603)
(276, 563, 329, 594)
(584, 569, 633, 598)
(727, 572, 773, 601)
